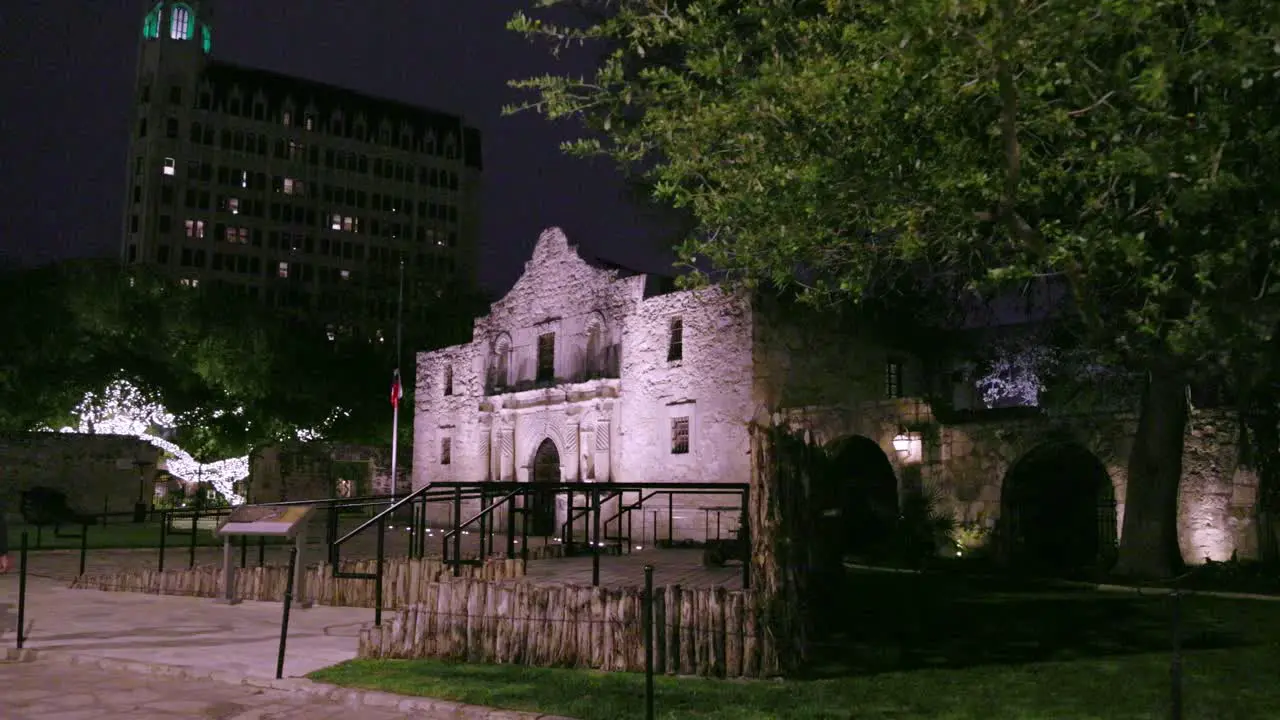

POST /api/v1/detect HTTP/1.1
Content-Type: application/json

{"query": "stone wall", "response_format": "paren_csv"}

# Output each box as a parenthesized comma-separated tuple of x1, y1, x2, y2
(0, 432, 161, 518)
(248, 442, 406, 504)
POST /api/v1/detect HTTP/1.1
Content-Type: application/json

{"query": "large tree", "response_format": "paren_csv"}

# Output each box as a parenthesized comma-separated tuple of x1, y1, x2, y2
(509, 0, 1280, 577)
(0, 260, 472, 458)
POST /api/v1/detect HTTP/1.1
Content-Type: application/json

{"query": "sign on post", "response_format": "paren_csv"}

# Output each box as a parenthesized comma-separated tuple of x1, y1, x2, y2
(216, 505, 316, 608)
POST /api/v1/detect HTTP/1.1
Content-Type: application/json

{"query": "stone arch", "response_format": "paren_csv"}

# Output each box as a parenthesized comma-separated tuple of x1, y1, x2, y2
(999, 438, 1117, 574)
(827, 435, 900, 558)
(527, 437, 562, 536)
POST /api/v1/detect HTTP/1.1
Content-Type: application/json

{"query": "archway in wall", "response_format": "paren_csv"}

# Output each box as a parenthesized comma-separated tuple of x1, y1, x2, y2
(1000, 441, 1117, 574)
(529, 439, 561, 536)
(828, 435, 899, 558)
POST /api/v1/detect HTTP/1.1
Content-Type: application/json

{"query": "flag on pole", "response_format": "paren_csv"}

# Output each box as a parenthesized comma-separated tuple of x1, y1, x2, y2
(390, 369, 403, 409)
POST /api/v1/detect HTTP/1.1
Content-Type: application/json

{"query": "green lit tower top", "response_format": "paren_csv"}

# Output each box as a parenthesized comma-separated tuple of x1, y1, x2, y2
(141, 2, 212, 53)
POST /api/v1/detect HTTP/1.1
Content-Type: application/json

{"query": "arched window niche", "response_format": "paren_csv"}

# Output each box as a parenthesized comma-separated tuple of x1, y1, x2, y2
(142, 3, 163, 39)
(202, 25, 212, 54)
(170, 4, 194, 41)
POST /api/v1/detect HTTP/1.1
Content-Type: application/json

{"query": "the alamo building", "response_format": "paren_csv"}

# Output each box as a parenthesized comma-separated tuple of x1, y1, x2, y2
(414, 227, 1260, 568)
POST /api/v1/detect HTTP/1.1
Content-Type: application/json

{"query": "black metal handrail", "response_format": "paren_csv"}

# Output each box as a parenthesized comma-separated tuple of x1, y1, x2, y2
(559, 489, 623, 548)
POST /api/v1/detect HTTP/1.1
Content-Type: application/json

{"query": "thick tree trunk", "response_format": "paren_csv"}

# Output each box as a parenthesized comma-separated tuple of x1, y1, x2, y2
(1245, 390, 1280, 564)
(747, 422, 842, 675)
(1114, 362, 1188, 579)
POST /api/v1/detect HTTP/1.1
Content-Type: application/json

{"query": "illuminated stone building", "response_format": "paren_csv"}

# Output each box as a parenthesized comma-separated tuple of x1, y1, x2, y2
(121, 1, 482, 340)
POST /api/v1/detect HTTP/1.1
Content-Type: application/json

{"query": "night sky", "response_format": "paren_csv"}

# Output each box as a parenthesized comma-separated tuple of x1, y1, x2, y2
(0, 0, 677, 294)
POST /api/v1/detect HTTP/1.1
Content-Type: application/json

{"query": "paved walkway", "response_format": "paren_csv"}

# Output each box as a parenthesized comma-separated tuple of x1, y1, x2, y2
(0, 657, 428, 720)
(0, 574, 568, 719)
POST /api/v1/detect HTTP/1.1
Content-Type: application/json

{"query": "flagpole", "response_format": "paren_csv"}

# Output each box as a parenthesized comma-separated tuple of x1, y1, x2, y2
(390, 256, 406, 509)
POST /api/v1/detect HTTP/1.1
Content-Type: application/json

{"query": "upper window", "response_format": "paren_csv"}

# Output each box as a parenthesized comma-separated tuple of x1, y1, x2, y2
(201, 25, 212, 54)
(885, 360, 904, 398)
(170, 5, 192, 40)
(668, 317, 684, 362)
(536, 333, 555, 383)
(142, 3, 162, 39)
(443, 365, 454, 396)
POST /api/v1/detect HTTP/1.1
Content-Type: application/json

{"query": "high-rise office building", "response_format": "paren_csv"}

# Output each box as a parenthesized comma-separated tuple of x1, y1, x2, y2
(122, 1, 482, 341)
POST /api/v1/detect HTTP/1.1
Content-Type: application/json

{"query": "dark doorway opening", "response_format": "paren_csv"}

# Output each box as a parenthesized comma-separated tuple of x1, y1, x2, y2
(829, 436, 899, 558)
(1001, 442, 1116, 574)
(528, 438, 560, 536)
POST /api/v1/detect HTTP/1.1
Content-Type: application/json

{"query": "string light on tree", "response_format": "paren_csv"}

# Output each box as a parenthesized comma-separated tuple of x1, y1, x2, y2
(41, 380, 349, 506)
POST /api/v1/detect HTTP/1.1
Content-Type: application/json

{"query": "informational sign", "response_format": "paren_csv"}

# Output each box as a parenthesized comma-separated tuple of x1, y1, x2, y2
(213, 504, 316, 609)
(217, 504, 315, 538)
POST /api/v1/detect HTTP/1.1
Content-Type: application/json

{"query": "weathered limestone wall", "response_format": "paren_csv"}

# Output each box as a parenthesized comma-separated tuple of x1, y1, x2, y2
(249, 442, 405, 504)
(0, 432, 161, 518)
(614, 285, 755, 539)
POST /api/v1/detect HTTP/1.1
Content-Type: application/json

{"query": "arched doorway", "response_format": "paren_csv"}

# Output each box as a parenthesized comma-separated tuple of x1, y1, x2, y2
(1000, 441, 1117, 574)
(828, 436, 899, 558)
(528, 439, 560, 536)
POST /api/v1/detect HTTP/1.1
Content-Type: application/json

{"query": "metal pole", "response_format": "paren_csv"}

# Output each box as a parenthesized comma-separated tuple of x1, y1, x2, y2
(78, 522, 89, 577)
(667, 494, 673, 545)
(17, 532, 29, 649)
(240, 534, 248, 569)
(275, 545, 298, 679)
(452, 486, 462, 577)
(506, 495, 516, 559)
(189, 508, 200, 569)
(521, 501, 529, 565)
(158, 511, 167, 572)
(1171, 589, 1183, 720)
(643, 564, 655, 720)
(389, 256, 405, 508)
(375, 515, 386, 627)
(592, 488, 601, 587)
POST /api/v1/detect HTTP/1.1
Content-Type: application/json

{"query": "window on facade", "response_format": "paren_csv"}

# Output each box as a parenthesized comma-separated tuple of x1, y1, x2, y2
(165, 117, 178, 138)
(202, 25, 212, 54)
(443, 365, 454, 396)
(283, 178, 303, 195)
(304, 113, 315, 131)
(668, 317, 684, 362)
(278, 261, 290, 278)
(340, 269, 350, 280)
(671, 417, 690, 455)
(170, 5, 192, 40)
(142, 3, 162, 38)
(184, 219, 205, 238)
(160, 185, 174, 205)
(138, 119, 148, 138)
(162, 157, 176, 176)
(331, 214, 342, 230)
(158, 215, 172, 232)
(169, 85, 182, 105)
(885, 360, 903, 398)
(440, 438, 452, 465)
(536, 333, 555, 383)
(226, 197, 240, 214)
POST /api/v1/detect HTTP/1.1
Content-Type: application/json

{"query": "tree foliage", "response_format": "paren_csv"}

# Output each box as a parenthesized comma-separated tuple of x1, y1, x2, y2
(0, 261, 479, 459)
(510, 0, 1280, 577)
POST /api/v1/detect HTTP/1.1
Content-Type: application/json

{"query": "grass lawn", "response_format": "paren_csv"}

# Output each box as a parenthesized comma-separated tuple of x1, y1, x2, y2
(310, 571, 1280, 719)
(7, 520, 226, 551)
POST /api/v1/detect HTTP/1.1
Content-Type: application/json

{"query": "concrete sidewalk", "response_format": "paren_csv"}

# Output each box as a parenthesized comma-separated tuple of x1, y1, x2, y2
(0, 573, 572, 719)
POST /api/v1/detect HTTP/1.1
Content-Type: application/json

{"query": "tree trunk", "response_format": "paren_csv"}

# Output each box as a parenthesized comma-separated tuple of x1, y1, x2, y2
(1114, 362, 1188, 579)
(1245, 389, 1280, 564)
(747, 422, 841, 675)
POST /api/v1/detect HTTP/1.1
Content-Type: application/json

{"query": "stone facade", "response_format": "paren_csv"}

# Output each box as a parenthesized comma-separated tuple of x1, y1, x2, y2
(248, 442, 408, 504)
(414, 228, 921, 541)
(0, 433, 163, 518)
(412, 226, 1256, 566)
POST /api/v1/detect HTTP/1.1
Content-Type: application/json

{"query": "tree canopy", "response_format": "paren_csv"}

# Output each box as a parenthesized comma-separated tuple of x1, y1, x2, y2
(0, 260, 482, 459)
(509, 0, 1280, 577)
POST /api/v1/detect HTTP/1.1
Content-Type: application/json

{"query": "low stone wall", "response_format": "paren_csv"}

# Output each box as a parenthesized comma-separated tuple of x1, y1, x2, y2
(358, 580, 777, 678)
(69, 556, 525, 609)
(0, 432, 161, 517)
